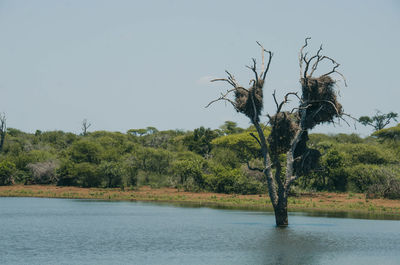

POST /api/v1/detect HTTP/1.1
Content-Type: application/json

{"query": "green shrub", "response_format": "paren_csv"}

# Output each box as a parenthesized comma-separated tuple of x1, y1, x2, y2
(308, 149, 348, 191)
(99, 161, 123, 188)
(72, 162, 101, 188)
(69, 140, 102, 164)
(57, 160, 101, 187)
(0, 160, 16, 185)
(171, 157, 205, 191)
(339, 143, 395, 165)
(211, 130, 263, 163)
(346, 164, 392, 193)
(204, 165, 263, 194)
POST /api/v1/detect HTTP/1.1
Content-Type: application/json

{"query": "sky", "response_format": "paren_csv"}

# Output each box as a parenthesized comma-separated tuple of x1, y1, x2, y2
(0, 0, 399, 136)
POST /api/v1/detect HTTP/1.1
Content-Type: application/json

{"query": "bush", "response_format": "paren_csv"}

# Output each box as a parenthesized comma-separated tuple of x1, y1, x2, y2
(0, 160, 16, 185)
(69, 140, 102, 164)
(211, 130, 263, 163)
(210, 147, 240, 169)
(72, 162, 101, 188)
(365, 167, 400, 199)
(171, 158, 205, 191)
(121, 155, 139, 187)
(99, 161, 123, 188)
(56, 159, 77, 186)
(204, 165, 263, 194)
(57, 161, 100, 187)
(339, 143, 395, 165)
(346, 164, 395, 193)
(308, 149, 348, 191)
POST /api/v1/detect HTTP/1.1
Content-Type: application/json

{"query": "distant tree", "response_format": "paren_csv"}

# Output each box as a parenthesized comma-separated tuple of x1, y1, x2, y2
(0, 113, 6, 152)
(81, 119, 91, 136)
(208, 38, 347, 226)
(183, 127, 218, 157)
(219, 121, 244, 135)
(359, 110, 398, 131)
(127, 127, 158, 136)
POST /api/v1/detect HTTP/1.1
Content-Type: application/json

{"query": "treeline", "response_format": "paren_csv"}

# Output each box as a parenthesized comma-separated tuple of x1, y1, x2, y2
(0, 122, 399, 198)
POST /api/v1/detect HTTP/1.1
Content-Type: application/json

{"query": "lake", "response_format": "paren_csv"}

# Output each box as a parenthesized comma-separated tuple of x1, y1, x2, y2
(1, 197, 400, 265)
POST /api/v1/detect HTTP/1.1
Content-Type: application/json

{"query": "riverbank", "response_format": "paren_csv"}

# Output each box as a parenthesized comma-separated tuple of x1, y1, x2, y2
(1, 185, 400, 217)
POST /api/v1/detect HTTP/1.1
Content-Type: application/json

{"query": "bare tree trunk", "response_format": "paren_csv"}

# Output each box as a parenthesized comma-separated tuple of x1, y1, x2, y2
(0, 113, 6, 153)
(274, 195, 288, 227)
(0, 134, 4, 152)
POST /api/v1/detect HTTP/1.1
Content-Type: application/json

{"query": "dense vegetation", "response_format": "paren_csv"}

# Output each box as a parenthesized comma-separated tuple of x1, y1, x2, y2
(0, 122, 399, 199)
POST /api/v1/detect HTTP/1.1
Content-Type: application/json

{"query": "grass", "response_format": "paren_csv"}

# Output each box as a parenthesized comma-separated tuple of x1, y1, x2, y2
(1, 185, 400, 217)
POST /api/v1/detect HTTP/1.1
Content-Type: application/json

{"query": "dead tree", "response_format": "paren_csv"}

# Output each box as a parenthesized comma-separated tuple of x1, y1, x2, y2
(0, 113, 6, 153)
(208, 39, 346, 226)
(81, 119, 91, 136)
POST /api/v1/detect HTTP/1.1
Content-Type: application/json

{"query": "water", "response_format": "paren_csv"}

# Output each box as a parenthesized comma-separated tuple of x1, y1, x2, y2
(1, 197, 400, 265)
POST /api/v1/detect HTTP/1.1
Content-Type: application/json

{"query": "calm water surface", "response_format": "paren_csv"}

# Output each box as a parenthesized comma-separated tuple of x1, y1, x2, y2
(1, 197, 400, 265)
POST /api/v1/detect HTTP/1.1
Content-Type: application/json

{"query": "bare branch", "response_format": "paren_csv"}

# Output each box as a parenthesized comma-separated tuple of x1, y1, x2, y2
(206, 89, 238, 109)
(0, 113, 6, 152)
(276, 92, 299, 113)
(250, 133, 261, 147)
(246, 161, 264, 172)
(246, 58, 259, 85)
(272, 90, 279, 110)
(256, 41, 265, 74)
(299, 37, 311, 77)
(262, 50, 273, 81)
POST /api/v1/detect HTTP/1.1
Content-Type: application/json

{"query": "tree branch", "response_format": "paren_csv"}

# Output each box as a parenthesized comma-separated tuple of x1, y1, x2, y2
(246, 161, 264, 173)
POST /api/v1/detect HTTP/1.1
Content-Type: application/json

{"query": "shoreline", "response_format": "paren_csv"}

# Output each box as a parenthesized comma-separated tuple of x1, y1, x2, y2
(1, 185, 400, 219)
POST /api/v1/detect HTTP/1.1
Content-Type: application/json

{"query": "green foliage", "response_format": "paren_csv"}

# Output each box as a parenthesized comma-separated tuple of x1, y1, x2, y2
(72, 162, 100, 188)
(373, 123, 400, 141)
(183, 127, 218, 156)
(56, 159, 77, 186)
(204, 164, 263, 194)
(0, 160, 16, 185)
(69, 140, 102, 164)
(38, 131, 78, 150)
(99, 161, 123, 188)
(136, 147, 172, 175)
(1, 122, 400, 197)
(210, 147, 240, 169)
(346, 164, 394, 193)
(366, 168, 400, 199)
(121, 155, 139, 187)
(306, 149, 347, 191)
(219, 121, 244, 135)
(171, 157, 205, 191)
(211, 130, 264, 163)
(338, 143, 395, 165)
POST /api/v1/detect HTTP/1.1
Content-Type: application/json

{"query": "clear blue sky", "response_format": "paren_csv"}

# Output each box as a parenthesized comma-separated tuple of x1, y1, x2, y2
(1, 0, 399, 136)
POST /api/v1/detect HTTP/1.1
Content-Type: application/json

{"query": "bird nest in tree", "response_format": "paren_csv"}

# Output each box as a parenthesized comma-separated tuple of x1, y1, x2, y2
(235, 82, 263, 122)
(301, 76, 343, 129)
(268, 112, 299, 155)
